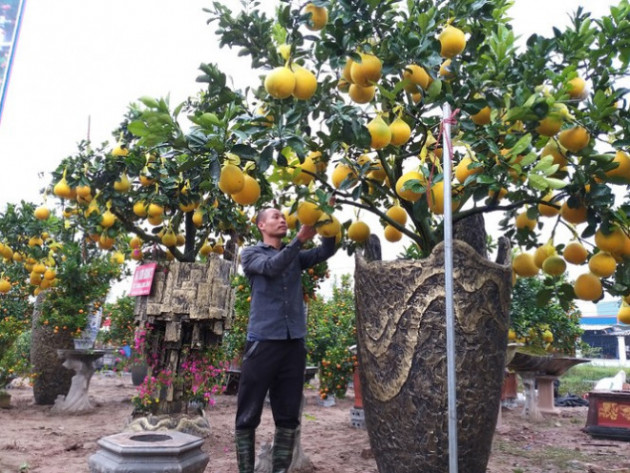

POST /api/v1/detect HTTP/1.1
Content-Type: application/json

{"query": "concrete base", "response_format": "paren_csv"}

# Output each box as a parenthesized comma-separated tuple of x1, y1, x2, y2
(537, 375, 561, 415)
(88, 430, 208, 473)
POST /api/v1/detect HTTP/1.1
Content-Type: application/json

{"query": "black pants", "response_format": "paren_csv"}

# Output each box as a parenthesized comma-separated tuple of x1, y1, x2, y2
(235, 339, 306, 430)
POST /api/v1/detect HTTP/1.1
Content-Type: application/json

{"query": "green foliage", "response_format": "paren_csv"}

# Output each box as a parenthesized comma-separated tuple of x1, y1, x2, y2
(307, 275, 357, 399)
(39, 241, 122, 335)
(510, 277, 583, 355)
(98, 295, 136, 347)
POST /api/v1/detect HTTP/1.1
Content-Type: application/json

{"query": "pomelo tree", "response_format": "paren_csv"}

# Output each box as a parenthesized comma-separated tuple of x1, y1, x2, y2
(45, 0, 630, 309)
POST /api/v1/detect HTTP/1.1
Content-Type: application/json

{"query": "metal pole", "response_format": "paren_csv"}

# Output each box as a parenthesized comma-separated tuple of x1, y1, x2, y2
(441, 102, 458, 473)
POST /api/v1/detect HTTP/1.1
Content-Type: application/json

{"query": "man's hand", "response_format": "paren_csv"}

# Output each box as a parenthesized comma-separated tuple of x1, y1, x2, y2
(297, 225, 317, 243)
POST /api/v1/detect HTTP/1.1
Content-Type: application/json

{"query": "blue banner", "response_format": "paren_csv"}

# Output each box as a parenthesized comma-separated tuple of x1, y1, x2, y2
(0, 0, 26, 123)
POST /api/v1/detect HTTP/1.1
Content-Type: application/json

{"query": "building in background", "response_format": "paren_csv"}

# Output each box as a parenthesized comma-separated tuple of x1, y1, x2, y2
(580, 300, 630, 365)
(0, 0, 25, 123)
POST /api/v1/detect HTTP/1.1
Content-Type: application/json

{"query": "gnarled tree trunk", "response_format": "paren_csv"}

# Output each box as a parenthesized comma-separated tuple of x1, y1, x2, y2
(354, 238, 511, 473)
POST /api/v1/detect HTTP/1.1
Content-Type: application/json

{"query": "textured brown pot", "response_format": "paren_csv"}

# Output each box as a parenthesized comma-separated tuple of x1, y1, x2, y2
(30, 296, 73, 405)
(354, 240, 511, 473)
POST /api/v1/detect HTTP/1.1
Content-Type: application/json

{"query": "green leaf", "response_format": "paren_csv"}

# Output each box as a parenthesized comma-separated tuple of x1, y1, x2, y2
(528, 174, 547, 191)
(127, 121, 149, 137)
(138, 96, 159, 108)
(509, 134, 532, 157)
(543, 177, 568, 190)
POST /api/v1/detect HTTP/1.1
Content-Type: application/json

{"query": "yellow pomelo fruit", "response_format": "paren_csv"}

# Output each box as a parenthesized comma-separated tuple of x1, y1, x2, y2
(292, 65, 317, 100)
(618, 305, 630, 324)
(508, 328, 517, 341)
(427, 181, 448, 215)
(538, 193, 560, 217)
(558, 126, 590, 153)
(563, 241, 588, 264)
(231, 175, 260, 205)
(455, 157, 481, 183)
(130, 236, 143, 249)
(348, 84, 375, 104)
(192, 210, 204, 227)
(367, 115, 392, 149)
(471, 106, 491, 126)
(316, 213, 340, 238)
(560, 200, 587, 224)
(113, 173, 131, 192)
(179, 201, 197, 213)
(534, 244, 556, 269)
(331, 163, 357, 189)
(130, 249, 143, 261)
(101, 210, 117, 228)
(76, 185, 92, 198)
(111, 252, 125, 265)
(588, 251, 617, 278)
(384, 225, 403, 242)
(147, 214, 163, 226)
(176, 234, 185, 246)
(33, 263, 46, 274)
(595, 226, 627, 254)
(439, 59, 453, 78)
(574, 273, 602, 301)
(542, 255, 566, 276)
(293, 154, 317, 186)
(350, 53, 382, 87)
(396, 171, 425, 202)
(29, 272, 42, 286)
(605, 150, 630, 184)
(133, 201, 147, 217)
(367, 161, 387, 182)
(542, 329, 554, 343)
(347, 221, 370, 243)
(99, 234, 115, 250)
(0, 278, 11, 293)
(341, 58, 354, 83)
(199, 241, 213, 256)
(488, 187, 508, 202)
(402, 64, 430, 91)
(139, 174, 156, 187)
(283, 211, 298, 230)
(389, 118, 412, 146)
(386, 205, 407, 225)
(439, 25, 466, 58)
(515, 211, 537, 231)
(567, 77, 586, 99)
(34, 206, 50, 220)
(541, 141, 568, 168)
(512, 253, 539, 277)
(147, 203, 164, 218)
(303, 3, 328, 30)
(411, 92, 422, 104)
(161, 230, 178, 247)
(264, 66, 296, 99)
(536, 116, 563, 137)
(219, 163, 245, 194)
(53, 177, 73, 199)
(297, 201, 322, 226)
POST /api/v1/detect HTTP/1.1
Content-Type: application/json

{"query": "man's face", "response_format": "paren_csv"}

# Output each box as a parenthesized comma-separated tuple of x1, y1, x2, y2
(258, 209, 287, 238)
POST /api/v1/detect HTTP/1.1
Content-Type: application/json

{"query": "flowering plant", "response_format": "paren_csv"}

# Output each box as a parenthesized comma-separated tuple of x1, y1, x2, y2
(131, 347, 228, 414)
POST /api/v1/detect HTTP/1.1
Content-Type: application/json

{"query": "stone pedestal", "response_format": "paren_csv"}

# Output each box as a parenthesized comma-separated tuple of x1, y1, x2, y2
(536, 375, 560, 415)
(52, 349, 107, 414)
(88, 430, 208, 473)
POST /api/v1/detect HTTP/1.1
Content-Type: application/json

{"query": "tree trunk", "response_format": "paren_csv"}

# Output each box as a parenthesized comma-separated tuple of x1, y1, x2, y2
(354, 239, 511, 473)
(31, 295, 73, 405)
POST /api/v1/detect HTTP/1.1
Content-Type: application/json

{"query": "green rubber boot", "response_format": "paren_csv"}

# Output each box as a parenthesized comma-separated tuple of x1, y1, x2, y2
(272, 427, 298, 473)
(235, 428, 256, 473)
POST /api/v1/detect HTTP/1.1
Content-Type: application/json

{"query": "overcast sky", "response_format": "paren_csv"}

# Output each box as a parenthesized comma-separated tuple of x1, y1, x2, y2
(0, 0, 621, 311)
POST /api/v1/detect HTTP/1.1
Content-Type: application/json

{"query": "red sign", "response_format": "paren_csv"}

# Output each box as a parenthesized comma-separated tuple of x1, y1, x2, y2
(129, 263, 157, 296)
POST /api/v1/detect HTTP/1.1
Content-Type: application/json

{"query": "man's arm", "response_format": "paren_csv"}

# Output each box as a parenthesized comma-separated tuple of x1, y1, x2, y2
(298, 236, 337, 269)
(241, 225, 318, 277)
(241, 239, 302, 277)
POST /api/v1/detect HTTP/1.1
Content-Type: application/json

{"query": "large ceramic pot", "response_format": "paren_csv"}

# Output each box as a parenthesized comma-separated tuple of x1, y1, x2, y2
(354, 240, 512, 473)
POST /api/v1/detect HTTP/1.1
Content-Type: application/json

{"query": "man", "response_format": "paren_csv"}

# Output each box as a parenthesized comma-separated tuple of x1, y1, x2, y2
(235, 207, 337, 473)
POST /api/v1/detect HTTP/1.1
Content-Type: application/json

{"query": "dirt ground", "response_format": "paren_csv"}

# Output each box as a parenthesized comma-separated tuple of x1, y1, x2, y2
(1, 372, 629, 473)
